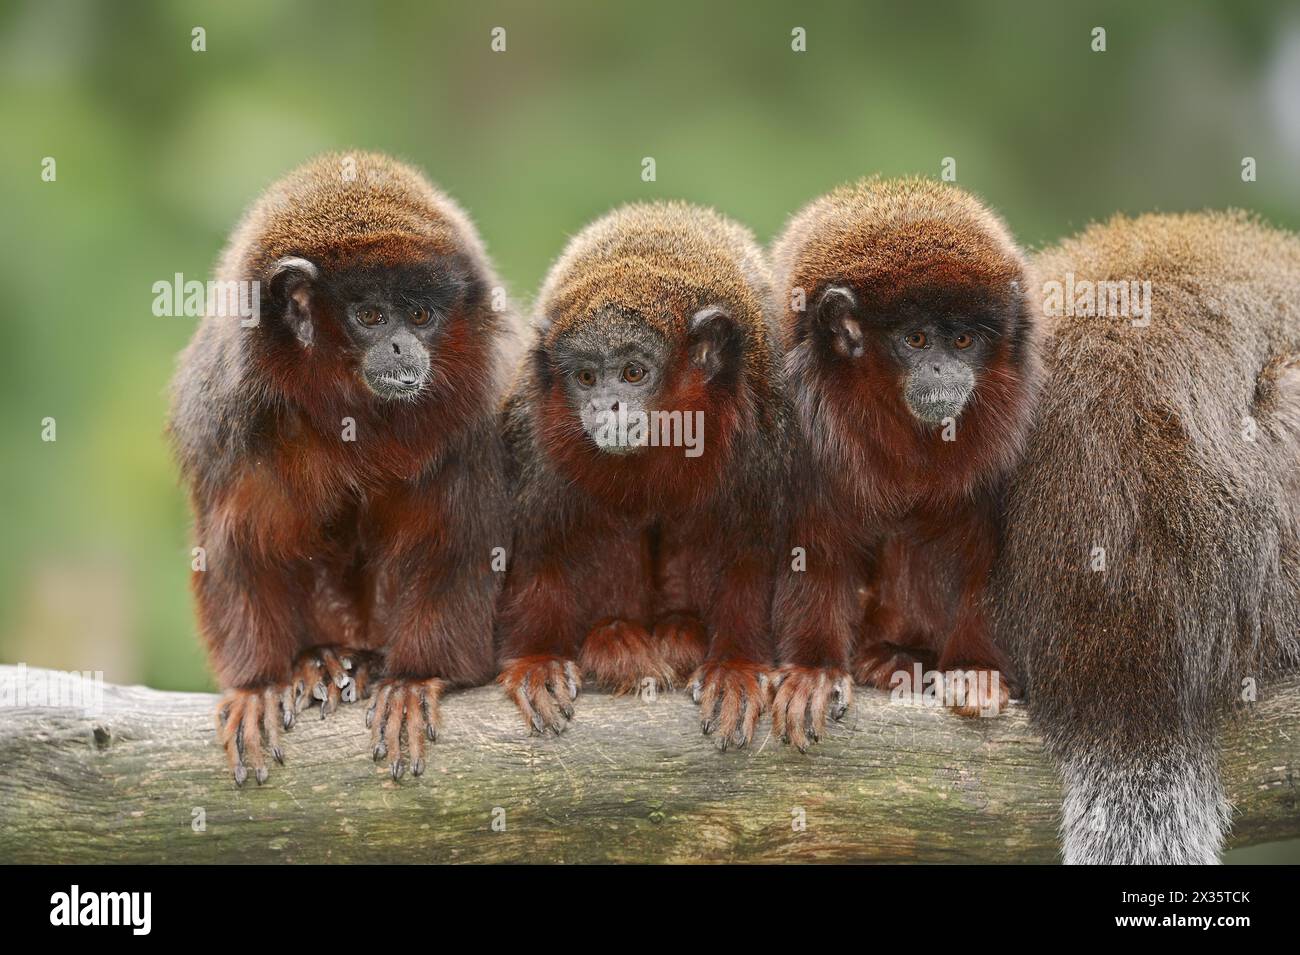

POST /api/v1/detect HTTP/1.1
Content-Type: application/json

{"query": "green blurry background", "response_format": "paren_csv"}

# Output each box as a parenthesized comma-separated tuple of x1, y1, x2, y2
(1, 0, 1297, 857)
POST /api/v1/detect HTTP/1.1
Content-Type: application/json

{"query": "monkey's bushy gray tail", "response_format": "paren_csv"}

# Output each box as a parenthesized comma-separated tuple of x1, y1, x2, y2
(1055, 730, 1230, 865)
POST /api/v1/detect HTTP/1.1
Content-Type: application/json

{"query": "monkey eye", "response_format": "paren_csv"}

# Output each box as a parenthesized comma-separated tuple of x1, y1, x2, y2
(410, 307, 432, 326)
(357, 307, 385, 327)
(905, 331, 927, 348)
(953, 333, 974, 349)
(622, 363, 647, 383)
(576, 369, 597, 388)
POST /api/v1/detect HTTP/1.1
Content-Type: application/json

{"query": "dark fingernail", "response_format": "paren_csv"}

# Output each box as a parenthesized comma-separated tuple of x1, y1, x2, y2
(412, 758, 425, 777)
(391, 760, 405, 781)
(272, 747, 284, 765)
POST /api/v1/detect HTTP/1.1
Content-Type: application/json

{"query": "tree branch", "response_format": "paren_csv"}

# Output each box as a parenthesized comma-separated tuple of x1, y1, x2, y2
(0, 665, 1295, 862)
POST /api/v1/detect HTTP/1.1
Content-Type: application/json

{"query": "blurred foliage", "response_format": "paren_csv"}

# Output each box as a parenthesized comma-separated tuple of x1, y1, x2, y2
(0, 0, 1297, 697)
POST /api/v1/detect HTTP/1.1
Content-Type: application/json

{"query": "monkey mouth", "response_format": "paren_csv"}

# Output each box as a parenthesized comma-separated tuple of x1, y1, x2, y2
(582, 406, 649, 454)
(367, 372, 427, 401)
(904, 389, 970, 425)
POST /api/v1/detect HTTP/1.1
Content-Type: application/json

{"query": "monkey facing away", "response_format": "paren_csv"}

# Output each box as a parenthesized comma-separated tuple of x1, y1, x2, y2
(170, 152, 517, 783)
(990, 211, 1300, 863)
(769, 178, 1041, 748)
(497, 201, 788, 747)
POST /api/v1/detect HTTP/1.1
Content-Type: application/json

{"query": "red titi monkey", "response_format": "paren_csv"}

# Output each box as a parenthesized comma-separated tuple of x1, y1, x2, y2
(170, 153, 518, 783)
(769, 178, 1041, 748)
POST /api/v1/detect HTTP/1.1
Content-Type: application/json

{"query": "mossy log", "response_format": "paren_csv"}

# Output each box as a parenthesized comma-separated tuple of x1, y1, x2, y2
(0, 665, 1295, 863)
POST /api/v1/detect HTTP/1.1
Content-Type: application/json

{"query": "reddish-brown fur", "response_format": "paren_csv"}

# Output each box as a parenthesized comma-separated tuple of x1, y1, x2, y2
(171, 152, 516, 783)
(497, 202, 788, 747)
(770, 178, 1041, 746)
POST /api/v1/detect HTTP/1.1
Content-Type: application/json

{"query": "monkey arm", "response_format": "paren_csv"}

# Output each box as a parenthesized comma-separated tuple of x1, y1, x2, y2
(496, 544, 584, 661)
(772, 506, 861, 671)
(366, 444, 505, 688)
(935, 502, 1013, 678)
(703, 534, 777, 664)
(192, 548, 305, 689)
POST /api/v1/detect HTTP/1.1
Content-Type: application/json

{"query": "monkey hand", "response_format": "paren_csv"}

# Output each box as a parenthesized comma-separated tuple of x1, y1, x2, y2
(499, 655, 581, 736)
(579, 619, 675, 695)
(688, 659, 772, 750)
(771, 665, 853, 752)
(942, 666, 1010, 718)
(653, 614, 710, 681)
(366, 675, 446, 780)
(216, 684, 297, 786)
(289, 645, 381, 723)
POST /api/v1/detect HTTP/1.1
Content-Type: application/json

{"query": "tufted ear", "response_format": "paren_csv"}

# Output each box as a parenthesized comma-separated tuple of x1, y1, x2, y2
(688, 305, 741, 383)
(816, 284, 864, 359)
(267, 256, 319, 347)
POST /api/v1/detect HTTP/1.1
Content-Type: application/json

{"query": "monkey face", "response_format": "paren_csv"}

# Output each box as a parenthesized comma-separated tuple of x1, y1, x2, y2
(269, 257, 479, 402)
(893, 322, 983, 424)
(550, 317, 671, 454)
(346, 299, 436, 401)
(816, 283, 1002, 426)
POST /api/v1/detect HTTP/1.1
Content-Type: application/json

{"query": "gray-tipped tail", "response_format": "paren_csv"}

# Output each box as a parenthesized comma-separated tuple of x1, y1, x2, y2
(1058, 745, 1230, 865)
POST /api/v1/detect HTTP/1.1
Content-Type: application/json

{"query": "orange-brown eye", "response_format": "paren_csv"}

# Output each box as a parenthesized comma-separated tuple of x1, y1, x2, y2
(411, 307, 431, 326)
(577, 369, 597, 387)
(622, 363, 646, 383)
(357, 307, 384, 327)
(906, 331, 926, 348)
(953, 333, 973, 349)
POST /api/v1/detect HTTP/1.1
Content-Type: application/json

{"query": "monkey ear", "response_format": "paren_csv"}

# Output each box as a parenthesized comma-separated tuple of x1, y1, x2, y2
(688, 305, 741, 382)
(267, 256, 319, 347)
(816, 284, 865, 359)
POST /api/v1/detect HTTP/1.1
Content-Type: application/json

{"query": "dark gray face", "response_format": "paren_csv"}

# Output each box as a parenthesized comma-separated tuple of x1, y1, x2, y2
(552, 320, 671, 454)
(268, 256, 478, 403)
(346, 299, 438, 401)
(892, 322, 985, 424)
(815, 284, 996, 427)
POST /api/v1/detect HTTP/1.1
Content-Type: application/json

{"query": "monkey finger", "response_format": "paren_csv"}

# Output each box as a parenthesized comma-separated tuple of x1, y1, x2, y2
(770, 682, 792, 740)
(830, 675, 853, 721)
(561, 661, 582, 701)
(316, 674, 343, 719)
(543, 661, 576, 719)
(531, 681, 569, 735)
(807, 673, 831, 742)
(319, 649, 353, 692)
(368, 684, 394, 757)
(280, 685, 296, 728)
(404, 689, 425, 778)
(383, 688, 405, 779)
(239, 693, 268, 785)
(784, 681, 812, 752)
(712, 683, 743, 750)
(216, 697, 247, 786)
(513, 684, 547, 735)
(695, 673, 722, 736)
(262, 687, 284, 765)
(738, 693, 762, 747)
